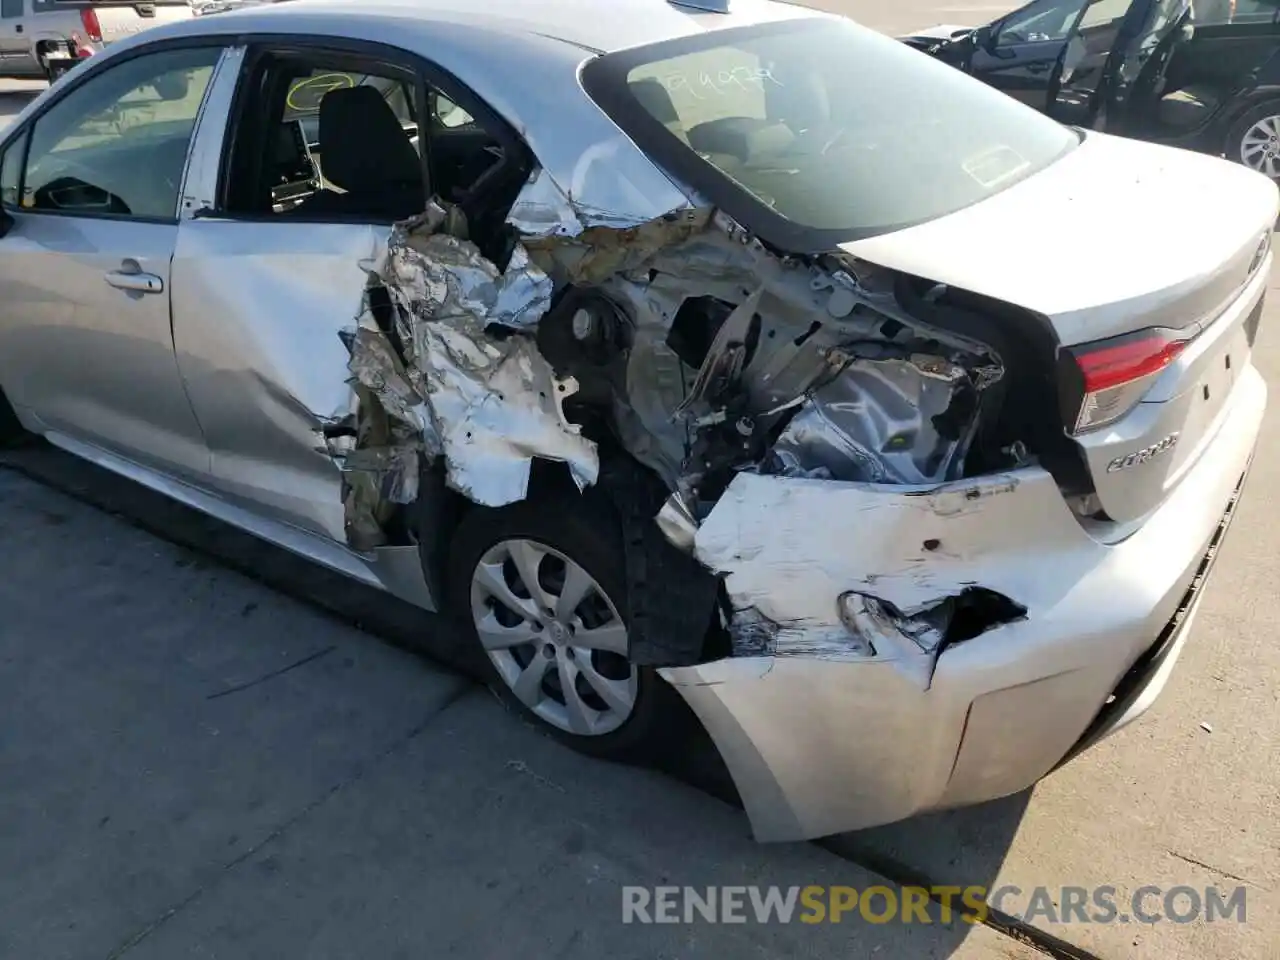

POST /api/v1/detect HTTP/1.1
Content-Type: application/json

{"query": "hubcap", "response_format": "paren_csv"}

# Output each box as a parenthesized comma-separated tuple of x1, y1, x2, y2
(1240, 114, 1280, 178)
(469, 538, 637, 736)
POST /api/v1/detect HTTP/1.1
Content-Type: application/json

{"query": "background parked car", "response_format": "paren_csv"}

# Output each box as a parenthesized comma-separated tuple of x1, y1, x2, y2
(0, 0, 191, 82)
(902, 0, 1280, 179)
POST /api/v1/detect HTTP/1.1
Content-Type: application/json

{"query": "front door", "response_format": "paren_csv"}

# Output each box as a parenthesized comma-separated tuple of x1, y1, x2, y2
(971, 0, 1092, 109)
(0, 44, 226, 480)
(1051, 0, 1145, 124)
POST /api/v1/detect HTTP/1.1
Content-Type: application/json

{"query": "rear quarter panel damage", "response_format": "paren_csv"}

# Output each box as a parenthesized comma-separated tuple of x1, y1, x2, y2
(280, 146, 1035, 661)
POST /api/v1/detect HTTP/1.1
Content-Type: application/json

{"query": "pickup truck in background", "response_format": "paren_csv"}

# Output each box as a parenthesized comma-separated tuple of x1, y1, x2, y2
(0, 0, 192, 82)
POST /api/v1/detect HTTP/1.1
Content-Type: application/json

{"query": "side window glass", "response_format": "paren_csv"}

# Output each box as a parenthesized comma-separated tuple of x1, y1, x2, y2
(225, 52, 510, 221)
(0, 0, 23, 18)
(22, 46, 221, 219)
(231, 61, 423, 218)
(0, 131, 25, 208)
(432, 92, 476, 129)
(997, 0, 1088, 44)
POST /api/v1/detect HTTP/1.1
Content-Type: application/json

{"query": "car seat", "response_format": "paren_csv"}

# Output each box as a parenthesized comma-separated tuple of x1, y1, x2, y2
(290, 85, 425, 219)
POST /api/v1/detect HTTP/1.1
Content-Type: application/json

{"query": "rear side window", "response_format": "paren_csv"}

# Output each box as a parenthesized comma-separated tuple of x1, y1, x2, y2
(21, 46, 220, 219)
(582, 17, 1078, 251)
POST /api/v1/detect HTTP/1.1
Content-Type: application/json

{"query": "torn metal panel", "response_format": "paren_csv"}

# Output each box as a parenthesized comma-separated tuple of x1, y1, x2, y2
(695, 469, 1050, 609)
(654, 491, 698, 554)
(686, 469, 1060, 676)
(768, 353, 982, 484)
(673, 286, 764, 420)
(521, 209, 1008, 514)
(505, 166, 586, 240)
(424, 341, 597, 506)
(341, 203, 598, 513)
(523, 208, 714, 286)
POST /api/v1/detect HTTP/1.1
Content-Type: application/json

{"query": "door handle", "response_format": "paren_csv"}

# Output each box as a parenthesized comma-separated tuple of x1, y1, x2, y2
(1027, 61, 1052, 74)
(15, 24, 22, 33)
(105, 269, 164, 294)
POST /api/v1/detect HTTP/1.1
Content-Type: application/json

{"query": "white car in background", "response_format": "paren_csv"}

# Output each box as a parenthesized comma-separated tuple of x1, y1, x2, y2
(0, 0, 192, 82)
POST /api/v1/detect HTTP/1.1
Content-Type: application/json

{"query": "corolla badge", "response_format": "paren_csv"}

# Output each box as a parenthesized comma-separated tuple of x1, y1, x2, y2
(1106, 433, 1179, 473)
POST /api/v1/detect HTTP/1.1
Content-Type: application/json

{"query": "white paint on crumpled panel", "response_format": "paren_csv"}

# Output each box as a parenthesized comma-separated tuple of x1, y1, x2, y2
(416, 329, 597, 507)
(371, 215, 598, 508)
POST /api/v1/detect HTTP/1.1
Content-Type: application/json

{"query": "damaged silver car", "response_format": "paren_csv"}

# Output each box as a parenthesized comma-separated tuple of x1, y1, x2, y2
(0, 0, 1274, 842)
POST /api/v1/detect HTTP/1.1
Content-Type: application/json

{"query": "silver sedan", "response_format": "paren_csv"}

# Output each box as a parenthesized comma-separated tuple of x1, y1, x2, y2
(0, 0, 1273, 842)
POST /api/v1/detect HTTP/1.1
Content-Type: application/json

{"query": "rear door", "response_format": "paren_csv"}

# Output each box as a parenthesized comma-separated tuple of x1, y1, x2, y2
(0, 43, 226, 481)
(1161, 0, 1280, 101)
(169, 40, 430, 545)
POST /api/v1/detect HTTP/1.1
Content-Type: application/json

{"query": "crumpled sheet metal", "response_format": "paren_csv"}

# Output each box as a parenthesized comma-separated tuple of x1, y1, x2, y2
(348, 205, 598, 510)
(681, 468, 1041, 669)
(769, 354, 979, 484)
(505, 167, 587, 240)
(523, 207, 714, 286)
(381, 212, 553, 336)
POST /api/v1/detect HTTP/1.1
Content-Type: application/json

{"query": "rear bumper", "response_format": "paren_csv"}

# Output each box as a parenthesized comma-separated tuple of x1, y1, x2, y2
(662, 365, 1265, 842)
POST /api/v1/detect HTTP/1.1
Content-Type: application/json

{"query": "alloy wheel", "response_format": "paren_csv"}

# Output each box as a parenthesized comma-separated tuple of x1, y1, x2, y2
(1240, 113, 1280, 178)
(469, 538, 637, 736)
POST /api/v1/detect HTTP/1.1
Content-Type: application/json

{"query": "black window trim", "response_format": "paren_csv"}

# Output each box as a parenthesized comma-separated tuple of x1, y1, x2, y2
(209, 33, 530, 226)
(0, 36, 231, 226)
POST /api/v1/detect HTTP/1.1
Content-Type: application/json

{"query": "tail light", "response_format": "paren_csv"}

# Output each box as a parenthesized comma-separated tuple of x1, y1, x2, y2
(1061, 327, 1193, 434)
(79, 8, 103, 43)
(70, 32, 95, 59)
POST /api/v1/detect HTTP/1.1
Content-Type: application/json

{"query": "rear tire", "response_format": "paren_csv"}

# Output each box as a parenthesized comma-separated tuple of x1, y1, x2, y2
(445, 491, 682, 763)
(1226, 99, 1280, 180)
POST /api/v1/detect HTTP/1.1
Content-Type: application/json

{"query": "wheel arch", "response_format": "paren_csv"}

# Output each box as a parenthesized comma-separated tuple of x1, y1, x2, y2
(422, 446, 725, 669)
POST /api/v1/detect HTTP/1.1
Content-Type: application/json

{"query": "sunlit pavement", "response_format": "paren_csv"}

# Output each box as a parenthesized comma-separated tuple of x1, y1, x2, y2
(2, 3, 1279, 958)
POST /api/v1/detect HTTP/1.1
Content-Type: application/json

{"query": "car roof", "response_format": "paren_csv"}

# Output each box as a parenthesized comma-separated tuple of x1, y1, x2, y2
(56, 0, 832, 233)
(179, 0, 824, 54)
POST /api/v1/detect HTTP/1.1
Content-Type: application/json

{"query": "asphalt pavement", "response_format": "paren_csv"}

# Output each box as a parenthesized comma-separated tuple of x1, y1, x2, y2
(2, 2, 1279, 959)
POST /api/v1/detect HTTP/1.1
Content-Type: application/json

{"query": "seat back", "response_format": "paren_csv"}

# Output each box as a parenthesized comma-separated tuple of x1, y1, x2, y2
(298, 84, 425, 219)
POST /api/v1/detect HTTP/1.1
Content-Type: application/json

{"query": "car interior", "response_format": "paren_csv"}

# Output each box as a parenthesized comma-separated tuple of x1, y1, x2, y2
(222, 52, 533, 259)
(1140, 2, 1280, 136)
(622, 37, 1047, 232)
(1054, 0, 1280, 138)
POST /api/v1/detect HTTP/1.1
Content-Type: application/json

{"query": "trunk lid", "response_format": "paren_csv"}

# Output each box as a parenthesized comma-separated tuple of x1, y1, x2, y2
(840, 132, 1277, 526)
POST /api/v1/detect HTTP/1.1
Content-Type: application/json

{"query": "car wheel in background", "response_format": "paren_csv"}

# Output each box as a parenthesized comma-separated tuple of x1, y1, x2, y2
(1228, 99, 1280, 180)
(446, 492, 681, 762)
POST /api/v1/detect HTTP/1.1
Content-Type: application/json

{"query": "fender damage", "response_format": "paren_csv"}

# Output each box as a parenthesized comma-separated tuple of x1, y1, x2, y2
(322, 164, 1043, 838)
(332, 164, 1033, 666)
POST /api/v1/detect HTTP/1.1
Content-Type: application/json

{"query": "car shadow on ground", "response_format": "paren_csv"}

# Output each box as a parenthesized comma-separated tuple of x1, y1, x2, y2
(0, 440, 1039, 956)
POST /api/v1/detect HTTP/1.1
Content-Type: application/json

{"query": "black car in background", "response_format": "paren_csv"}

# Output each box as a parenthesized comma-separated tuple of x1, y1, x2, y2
(903, 0, 1280, 178)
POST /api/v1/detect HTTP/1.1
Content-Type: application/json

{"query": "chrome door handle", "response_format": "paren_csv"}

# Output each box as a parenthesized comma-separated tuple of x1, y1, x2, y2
(104, 270, 164, 294)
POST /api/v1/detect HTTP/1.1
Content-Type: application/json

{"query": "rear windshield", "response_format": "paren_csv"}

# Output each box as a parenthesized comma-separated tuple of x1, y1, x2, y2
(581, 17, 1078, 251)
